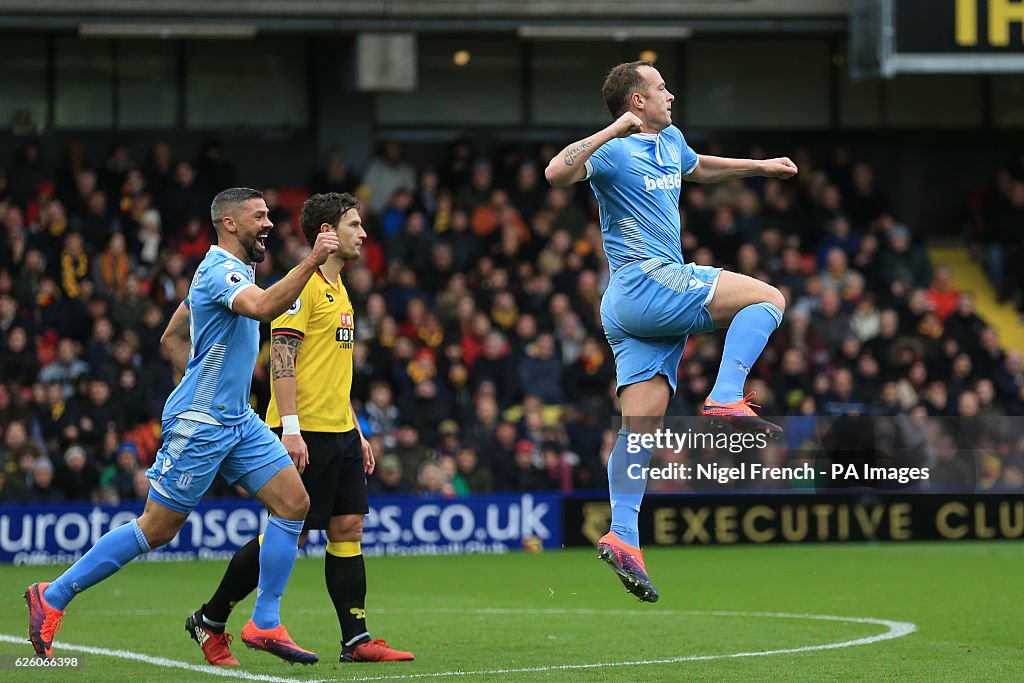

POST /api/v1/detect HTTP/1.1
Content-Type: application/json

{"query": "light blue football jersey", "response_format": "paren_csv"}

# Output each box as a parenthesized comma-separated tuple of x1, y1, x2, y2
(162, 246, 259, 426)
(584, 125, 699, 275)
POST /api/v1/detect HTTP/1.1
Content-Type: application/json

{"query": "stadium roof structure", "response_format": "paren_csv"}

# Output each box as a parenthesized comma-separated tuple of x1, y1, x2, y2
(0, 0, 849, 33)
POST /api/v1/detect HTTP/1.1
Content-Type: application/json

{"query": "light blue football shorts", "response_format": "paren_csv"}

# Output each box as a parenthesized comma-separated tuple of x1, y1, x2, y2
(145, 410, 291, 513)
(601, 259, 723, 396)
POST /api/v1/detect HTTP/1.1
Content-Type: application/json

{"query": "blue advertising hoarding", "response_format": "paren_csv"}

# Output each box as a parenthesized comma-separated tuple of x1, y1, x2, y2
(0, 493, 562, 565)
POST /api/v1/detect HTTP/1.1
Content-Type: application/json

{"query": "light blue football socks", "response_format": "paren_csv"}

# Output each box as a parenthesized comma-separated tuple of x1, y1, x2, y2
(708, 302, 783, 404)
(252, 516, 304, 629)
(44, 519, 152, 610)
(608, 428, 653, 549)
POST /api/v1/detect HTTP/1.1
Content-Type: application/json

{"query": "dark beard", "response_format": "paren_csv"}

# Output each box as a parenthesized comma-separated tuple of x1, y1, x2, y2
(242, 236, 266, 263)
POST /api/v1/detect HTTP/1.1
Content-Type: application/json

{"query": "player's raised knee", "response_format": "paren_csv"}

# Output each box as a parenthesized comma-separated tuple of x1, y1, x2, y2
(764, 286, 786, 316)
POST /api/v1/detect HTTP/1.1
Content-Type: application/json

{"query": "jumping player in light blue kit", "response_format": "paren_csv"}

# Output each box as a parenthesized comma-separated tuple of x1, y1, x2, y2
(26, 188, 339, 663)
(546, 61, 798, 601)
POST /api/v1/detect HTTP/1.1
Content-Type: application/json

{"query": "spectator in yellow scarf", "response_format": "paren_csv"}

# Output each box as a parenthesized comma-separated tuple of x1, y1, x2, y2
(96, 233, 131, 297)
(60, 232, 89, 299)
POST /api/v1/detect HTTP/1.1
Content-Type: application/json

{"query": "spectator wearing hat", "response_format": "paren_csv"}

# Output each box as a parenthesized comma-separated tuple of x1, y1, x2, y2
(26, 456, 65, 502)
(100, 441, 139, 503)
(56, 445, 98, 501)
(368, 454, 412, 495)
(436, 419, 462, 460)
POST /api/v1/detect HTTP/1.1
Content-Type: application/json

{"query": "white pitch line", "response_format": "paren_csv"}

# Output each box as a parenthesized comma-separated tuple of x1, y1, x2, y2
(1, 609, 917, 682)
(0, 634, 318, 683)
(332, 610, 917, 682)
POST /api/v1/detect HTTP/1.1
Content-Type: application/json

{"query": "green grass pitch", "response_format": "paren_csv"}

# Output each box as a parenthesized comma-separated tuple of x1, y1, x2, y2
(1, 542, 1020, 681)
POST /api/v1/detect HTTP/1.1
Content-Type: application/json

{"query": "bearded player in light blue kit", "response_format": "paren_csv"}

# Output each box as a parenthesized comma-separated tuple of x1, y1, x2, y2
(546, 61, 797, 601)
(26, 188, 338, 663)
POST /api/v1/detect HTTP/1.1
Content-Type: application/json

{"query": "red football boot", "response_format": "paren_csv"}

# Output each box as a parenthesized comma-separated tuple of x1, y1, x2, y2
(342, 637, 415, 662)
(185, 609, 239, 666)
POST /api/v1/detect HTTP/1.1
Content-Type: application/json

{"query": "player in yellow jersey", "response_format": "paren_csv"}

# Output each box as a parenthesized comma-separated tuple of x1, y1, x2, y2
(185, 192, 414, 665)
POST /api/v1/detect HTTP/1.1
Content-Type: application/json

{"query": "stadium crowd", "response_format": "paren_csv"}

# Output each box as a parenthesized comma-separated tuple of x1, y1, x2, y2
(1, 138, 1023, 503)
(969, 151, 1024, 316)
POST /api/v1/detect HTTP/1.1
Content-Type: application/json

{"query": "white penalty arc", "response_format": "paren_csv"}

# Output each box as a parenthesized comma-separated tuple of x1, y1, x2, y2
(340, 609, 917, 681)
(0, 609, 916, 682)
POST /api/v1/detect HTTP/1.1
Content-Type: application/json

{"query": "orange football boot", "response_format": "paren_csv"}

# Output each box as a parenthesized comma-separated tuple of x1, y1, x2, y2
(25, 582, 64, 659)
(597, 531, 659, 603)
(241, 619, 318, 664)
(703, 391, 783, 439)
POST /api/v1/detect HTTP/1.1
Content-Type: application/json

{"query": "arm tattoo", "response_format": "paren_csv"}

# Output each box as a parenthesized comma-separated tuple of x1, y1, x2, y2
(270, 335, 302, 379)
(563, 140, 593, 167)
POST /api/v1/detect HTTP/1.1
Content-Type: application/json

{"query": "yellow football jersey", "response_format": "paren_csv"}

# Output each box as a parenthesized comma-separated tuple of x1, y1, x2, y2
(266, 268, 355, 432)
